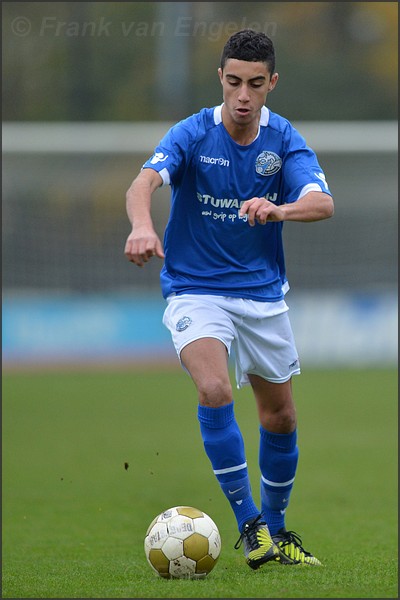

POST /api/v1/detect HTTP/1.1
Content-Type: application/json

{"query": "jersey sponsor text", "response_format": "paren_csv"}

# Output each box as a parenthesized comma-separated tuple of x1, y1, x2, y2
(197, 193, 242, 208)
(199, 155, 230, 167)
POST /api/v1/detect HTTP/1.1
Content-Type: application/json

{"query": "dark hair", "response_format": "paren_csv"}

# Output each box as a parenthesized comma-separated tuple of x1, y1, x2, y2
(220, 29, 275, 74)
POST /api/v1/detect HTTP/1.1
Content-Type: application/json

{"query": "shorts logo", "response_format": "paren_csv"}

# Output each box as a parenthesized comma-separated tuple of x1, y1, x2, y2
(176, 316, 192, 332)
(255, 151, 282, 176)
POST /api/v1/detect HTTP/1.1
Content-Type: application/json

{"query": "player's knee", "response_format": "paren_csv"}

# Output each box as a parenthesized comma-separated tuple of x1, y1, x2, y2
(261, 408, 297, 433)
(197, 377, 232, 407)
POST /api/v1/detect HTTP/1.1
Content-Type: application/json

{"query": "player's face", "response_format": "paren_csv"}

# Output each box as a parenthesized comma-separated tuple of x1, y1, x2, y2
(218, 59, 278, 128)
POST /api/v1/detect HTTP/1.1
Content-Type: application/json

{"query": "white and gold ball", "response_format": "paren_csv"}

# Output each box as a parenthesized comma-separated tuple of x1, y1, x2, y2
(144, 506, 221, 579)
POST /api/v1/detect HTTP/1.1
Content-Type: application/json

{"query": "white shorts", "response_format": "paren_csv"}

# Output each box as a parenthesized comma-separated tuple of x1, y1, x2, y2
(162, 294, 301, 388)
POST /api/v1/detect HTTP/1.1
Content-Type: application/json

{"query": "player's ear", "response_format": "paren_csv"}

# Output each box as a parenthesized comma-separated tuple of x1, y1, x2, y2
(218, 67, 223, 85)
(268, 72, 279, 92)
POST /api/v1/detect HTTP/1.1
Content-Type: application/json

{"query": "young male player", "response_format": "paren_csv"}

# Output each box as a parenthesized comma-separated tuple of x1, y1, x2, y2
(124, 29, 334, 569)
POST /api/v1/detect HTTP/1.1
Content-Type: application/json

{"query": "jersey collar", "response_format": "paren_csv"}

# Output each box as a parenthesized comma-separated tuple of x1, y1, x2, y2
(214, 104, 270, 128)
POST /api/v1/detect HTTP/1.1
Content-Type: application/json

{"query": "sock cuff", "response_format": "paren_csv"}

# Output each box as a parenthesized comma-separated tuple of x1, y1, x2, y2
(198, 402, 234, 428)
(259, 426, 297, 451)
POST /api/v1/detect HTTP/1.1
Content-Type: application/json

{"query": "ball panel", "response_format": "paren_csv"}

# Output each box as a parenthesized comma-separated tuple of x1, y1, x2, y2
(158, 507, 178, 521)
(167, 515, 195, 540)
(147, 549, 170, 577)
(193, 516, 213, 537)
(162, 536, 184, 560)
(145, 522, 168, 549)
(169, 556, 196, 579)
(183, 532, 209, 561)
(176, 506, 204, 519)
(196, 554, 217, 575)
(208, 529, 222, 559)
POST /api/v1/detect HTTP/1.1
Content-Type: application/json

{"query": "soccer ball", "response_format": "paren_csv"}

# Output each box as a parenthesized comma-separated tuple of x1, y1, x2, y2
(144, 506, 221, 579)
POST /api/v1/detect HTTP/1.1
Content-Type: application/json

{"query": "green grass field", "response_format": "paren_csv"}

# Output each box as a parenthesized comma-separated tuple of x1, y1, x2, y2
(2, 366, 398, 598)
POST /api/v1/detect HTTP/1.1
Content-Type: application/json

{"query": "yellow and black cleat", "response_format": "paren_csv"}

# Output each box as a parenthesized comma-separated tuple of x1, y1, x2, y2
(235, 514, 282, 570)
(272, 529, 323, 566)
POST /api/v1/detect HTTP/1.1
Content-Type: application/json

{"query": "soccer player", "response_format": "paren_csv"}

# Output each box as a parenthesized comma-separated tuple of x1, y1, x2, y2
(124, 29, 334, 569)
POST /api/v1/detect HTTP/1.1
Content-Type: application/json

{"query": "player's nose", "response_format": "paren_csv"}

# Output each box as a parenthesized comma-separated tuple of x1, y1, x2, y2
(238, 85, 250, 102)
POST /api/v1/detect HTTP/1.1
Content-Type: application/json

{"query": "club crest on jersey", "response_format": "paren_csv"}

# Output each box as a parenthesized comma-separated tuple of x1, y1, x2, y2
(255, 151, 282, 176)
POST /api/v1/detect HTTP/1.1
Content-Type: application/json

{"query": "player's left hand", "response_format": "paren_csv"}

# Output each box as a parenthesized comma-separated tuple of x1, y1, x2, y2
(239, 197, 285, 226)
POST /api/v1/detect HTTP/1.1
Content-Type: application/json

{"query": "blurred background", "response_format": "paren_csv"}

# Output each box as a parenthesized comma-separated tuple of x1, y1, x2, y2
(2, 1, 398, 369)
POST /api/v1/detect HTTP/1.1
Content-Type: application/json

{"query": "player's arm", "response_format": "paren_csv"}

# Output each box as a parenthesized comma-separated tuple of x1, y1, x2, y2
(280, 191, 334, 221)
(239, 191, 334, 226)
(124, 168, 165, 267)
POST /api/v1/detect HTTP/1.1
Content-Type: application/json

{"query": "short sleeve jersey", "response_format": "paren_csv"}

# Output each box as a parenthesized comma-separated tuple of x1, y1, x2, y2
(142, 104, 331, 301)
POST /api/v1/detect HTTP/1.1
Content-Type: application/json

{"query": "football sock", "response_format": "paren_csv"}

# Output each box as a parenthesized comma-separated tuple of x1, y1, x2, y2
(198, 402, 259, 532)
(259, 427, 298, 535)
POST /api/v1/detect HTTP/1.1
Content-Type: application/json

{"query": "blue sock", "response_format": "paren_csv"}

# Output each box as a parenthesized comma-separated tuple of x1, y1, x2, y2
(198, 402, 259, 532)
(259, 427, 299, 536)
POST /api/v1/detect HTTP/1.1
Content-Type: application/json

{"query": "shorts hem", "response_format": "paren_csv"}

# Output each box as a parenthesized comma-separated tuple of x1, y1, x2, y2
(237, 367, 301, 388)
(177, 335, 229, 359)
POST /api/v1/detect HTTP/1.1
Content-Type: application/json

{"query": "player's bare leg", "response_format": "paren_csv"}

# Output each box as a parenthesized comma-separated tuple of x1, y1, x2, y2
(180, 337, 232, 408)
(248, 374, 297, 433)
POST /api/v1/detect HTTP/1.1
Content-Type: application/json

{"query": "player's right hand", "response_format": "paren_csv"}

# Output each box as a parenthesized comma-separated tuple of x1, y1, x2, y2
(124, 230, 165, 267)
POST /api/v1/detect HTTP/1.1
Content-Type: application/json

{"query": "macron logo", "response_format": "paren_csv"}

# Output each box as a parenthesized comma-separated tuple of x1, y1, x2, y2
(200, 155, 230, 167)
(150, 152, 168, 164)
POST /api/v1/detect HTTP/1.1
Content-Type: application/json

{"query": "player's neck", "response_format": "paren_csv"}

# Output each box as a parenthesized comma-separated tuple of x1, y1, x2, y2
(221, 105, 260, 145)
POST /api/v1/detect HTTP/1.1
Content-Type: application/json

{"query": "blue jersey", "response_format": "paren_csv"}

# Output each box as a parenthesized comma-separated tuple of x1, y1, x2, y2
(142, 104, 331, 301)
